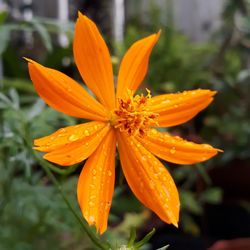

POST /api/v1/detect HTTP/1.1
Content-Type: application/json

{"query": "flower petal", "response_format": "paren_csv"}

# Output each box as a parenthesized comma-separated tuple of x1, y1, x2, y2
(148, 89, 216, 127)
(26, 59, 107, 121)
(73, 12, 115, 109)
(137, 129, 221, 165)
(77, 129, 116, 234)
(34, 121, 106, 152)
(41, 124, 110, 166)
(116, 31, 160, 99)
(117, 132, 180, 226)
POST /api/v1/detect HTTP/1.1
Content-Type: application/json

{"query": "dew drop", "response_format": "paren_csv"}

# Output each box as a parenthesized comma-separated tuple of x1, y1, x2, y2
(105, 201, 111, 210)
(108, 170, 112, 177)
(149, 180, 155, 189)
(174, 136, 181, 140)
(162, 100, 170, 104)
(88, 215, 95, 223)
(84, 130, 90, 136)
(151, 129, 157, 135)
(170, 147, 176, 154)
(68, 134, 78, 141)
(88, 201, 95, 207)
(94, 125, 98, 130)
(92, 169, 97, 175)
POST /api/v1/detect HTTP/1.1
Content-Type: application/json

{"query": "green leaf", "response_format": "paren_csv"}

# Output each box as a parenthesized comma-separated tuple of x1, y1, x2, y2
(200, 187, 222, 204)
(156, 245, 170, 250)
(9, 88, 20, 109)
(0, 11, 8, 24)
(180, 191, 203, 215)
(127, 227, 137, 247)
(30, 19, 53, 51)
(0, 25, 10, 55)
(133, 228, 155, 249)
(27, 98, 45, 121)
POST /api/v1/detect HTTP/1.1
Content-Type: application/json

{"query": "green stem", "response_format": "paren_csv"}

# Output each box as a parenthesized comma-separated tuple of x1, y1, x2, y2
(32, 151, 110, 250)
(21, 116, 111, 250)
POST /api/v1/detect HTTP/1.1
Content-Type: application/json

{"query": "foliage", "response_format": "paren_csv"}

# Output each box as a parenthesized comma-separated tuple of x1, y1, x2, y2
(1, 0, 250, 248)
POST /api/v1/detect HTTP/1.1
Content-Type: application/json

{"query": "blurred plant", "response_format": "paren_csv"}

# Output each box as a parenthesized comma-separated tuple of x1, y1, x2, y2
(0, 8, 171, 250)
(1, 0, 250, 248)
(0, 89, 93, 250)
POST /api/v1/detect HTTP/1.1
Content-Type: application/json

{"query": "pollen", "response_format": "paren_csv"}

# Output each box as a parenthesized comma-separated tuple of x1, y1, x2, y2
(111, 89, 158, 136)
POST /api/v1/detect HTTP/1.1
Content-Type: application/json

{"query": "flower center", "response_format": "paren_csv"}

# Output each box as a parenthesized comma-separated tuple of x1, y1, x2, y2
(110, 89, 158, 136)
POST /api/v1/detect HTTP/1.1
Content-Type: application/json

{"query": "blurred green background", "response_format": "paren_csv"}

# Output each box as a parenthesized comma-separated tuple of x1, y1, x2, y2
(1, 0, 250, 249)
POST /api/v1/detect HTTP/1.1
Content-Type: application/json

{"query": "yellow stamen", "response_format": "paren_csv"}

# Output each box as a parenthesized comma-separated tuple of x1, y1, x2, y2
(111, 89, 158, 136)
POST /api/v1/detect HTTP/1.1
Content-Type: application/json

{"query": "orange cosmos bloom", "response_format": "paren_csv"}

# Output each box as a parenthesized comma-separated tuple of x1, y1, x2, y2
(26, 12, 221, 234)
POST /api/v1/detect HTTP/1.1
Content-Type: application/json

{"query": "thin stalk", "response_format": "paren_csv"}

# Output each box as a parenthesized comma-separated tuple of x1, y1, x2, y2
(22, 117, 111, 250)
(32, 151, 110, 250)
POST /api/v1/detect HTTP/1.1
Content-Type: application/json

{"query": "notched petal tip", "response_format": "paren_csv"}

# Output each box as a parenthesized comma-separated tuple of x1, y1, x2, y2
(77, 11, 88, 21)
(156, 29, 162, 37)
(172, 220, 179, 228)
(74, 9, 115, 109)
(77, 10, 82, 17)
(118, 133, 180, 228)
(23, 57, 35, 64)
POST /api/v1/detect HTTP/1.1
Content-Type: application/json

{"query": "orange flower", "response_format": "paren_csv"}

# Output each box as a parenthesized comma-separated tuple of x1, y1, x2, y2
(26, 12, 221, 234)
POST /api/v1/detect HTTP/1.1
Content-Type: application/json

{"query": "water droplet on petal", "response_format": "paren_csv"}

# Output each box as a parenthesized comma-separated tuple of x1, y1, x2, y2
(162, 100, 170, 104)
(170, 147, 176, 154)
(108, 170, 112, 177)
(84, 130, 90, 136)
(92, 169, 97, 175)
(88, 201, 95, 207)
(88, 215, 95, 223)
(105, 201, 111, 210)
(149, 180, 155, 189)
(68, 134, 78, 141)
